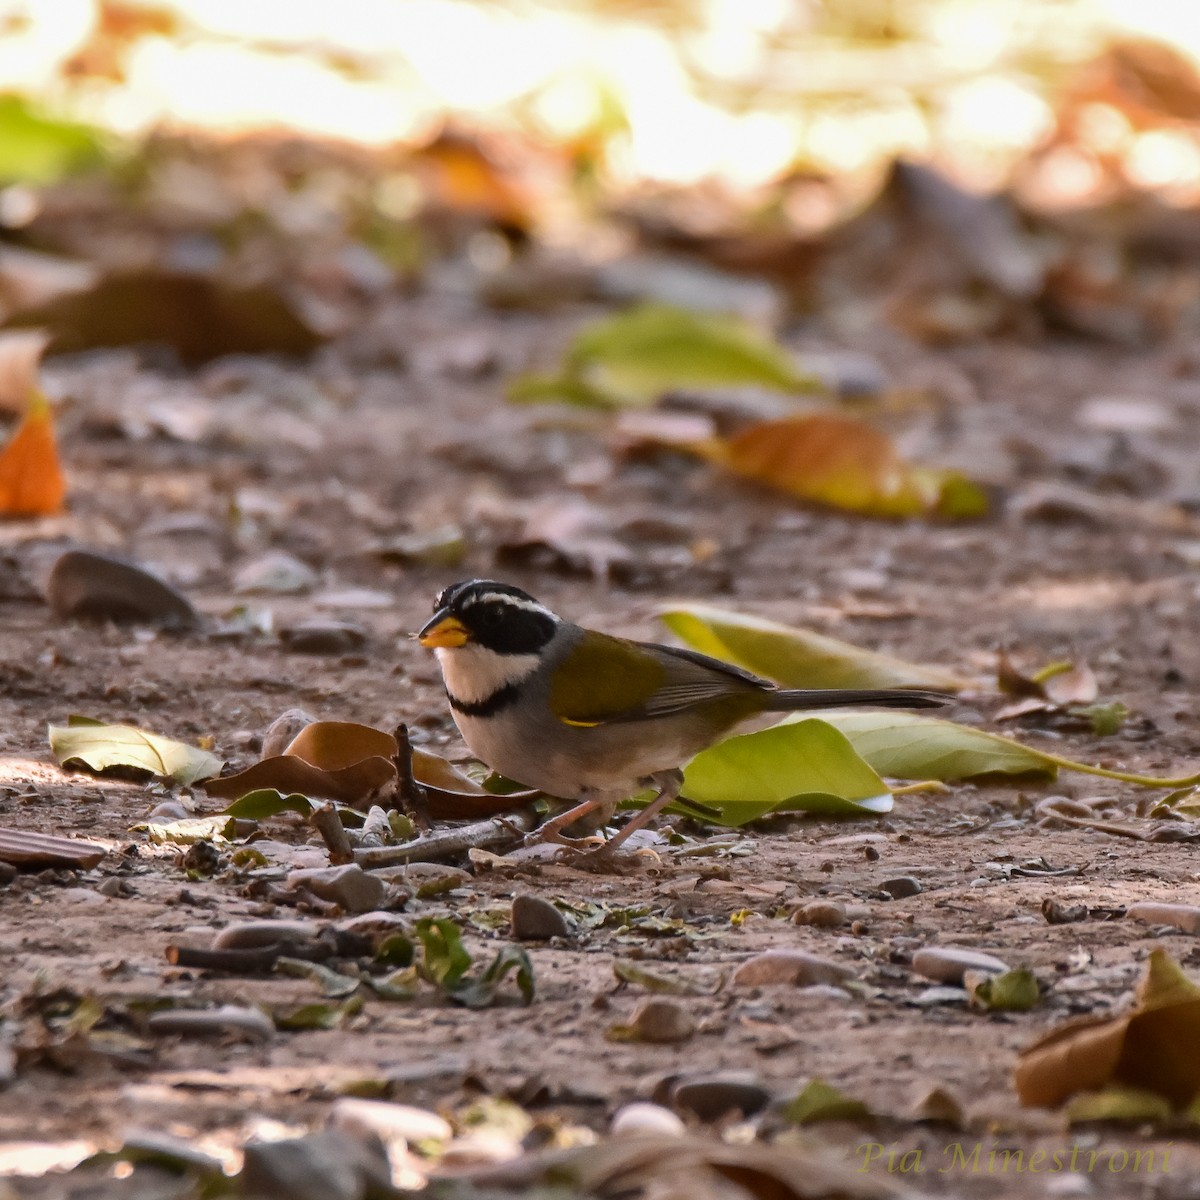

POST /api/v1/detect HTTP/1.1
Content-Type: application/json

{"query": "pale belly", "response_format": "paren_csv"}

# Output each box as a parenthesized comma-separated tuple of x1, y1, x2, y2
(451, 708, 708, 800)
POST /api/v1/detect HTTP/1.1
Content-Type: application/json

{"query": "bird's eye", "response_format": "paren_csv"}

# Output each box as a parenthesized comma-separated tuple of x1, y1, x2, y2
(479, 606, 504, 627)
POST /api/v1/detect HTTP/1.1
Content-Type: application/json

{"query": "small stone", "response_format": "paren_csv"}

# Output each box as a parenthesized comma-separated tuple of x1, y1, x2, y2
(261, 708, 317, 758)
(95, 876, 126, 898)
(510, 893, 569, 940)
(610, 1102, 685, 1136)
(148, 1005, 274, 1041)
(329, 1098, 451, 1145)
(912, 947, 1009, 985)
(234, 550, 318, 595)
(1127, 902, 1200, 934)
(630, 999, 695, 1043)
(147, 799, 191, 822)
(288, 864, 385, 914)
(792, 900, 846, 928)
(1042, 897, 1088, 924)
(879, 876, 922, 899)
(241, 1131, 392, 1200)
(670, 1074, 770, 1121)
(212, 919, 322, 949)
(279, 619, 366, 655)
(0, 862, 18, 886)
(731, 950, 854, 988)
(46, 549, 199, 628)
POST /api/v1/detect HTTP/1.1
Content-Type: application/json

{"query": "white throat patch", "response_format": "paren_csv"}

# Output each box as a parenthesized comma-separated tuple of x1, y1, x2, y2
(435, 643, 540, 706)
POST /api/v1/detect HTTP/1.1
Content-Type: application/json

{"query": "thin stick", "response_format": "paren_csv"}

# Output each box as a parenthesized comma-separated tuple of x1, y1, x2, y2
(165, 941, 330, 973)
(354, 812, 533, 868)
(310, 802, 354, 865)
(392, 723, 432, 832)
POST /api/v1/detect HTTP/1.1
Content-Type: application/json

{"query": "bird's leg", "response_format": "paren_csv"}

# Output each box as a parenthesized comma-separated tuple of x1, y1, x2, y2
(525, 794, 609, 849)
(578, 768, 684, 859)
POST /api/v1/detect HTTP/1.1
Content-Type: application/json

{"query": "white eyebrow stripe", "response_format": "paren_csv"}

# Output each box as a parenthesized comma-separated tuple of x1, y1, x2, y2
(463, 593, 557, 619)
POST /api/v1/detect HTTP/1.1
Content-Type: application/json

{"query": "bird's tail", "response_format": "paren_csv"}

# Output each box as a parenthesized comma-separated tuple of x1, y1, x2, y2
(763, 688, 951, 712)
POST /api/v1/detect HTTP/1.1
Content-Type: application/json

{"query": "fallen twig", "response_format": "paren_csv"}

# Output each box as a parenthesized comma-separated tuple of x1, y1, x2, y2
(165, 940, 333, 973)
(310, 802, 355, 865)
(354, 813, 534, 868)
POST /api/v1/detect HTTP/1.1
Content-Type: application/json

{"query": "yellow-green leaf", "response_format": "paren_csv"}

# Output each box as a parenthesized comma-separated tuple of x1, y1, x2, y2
(705, 414, 988, 519)
(49, 720, 222, 786)
(679, 719, 891, 826)
(660, 604, 966, 692)
(799, 712, 1200, 788)
(508, 303, 818, 408)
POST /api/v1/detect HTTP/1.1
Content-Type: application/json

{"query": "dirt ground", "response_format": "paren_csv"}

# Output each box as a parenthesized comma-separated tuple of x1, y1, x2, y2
(3, 285, 1200, 1198)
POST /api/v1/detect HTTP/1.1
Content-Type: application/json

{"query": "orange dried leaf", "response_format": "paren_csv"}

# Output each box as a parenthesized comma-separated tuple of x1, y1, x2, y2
(1015, 949, 1200, 1110)
(0, 391, 65, 516)
(707, 414, 987, 520)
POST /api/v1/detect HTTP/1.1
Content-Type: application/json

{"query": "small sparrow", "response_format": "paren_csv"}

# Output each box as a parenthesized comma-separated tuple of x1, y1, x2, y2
(418, 580, 948, 854)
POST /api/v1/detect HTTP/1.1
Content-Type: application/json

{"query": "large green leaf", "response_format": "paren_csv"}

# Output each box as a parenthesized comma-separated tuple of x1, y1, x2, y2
(660, 604, 966, 691)
(680, 718, 892, 826)
(508, 303, 818, 408)
(797, 712, 1200, 787)
(49, 718, 222, 786)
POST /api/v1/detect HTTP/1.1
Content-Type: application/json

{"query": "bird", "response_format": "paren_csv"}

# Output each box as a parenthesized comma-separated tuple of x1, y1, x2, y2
(417, 580, 949, 857)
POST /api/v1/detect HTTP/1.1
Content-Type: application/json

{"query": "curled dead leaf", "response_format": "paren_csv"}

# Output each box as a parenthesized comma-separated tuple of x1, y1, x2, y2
(1015, 949, 1200, 1111)
(697, 414, 988, 520)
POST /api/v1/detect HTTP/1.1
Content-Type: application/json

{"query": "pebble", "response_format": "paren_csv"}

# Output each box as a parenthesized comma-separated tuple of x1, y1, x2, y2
(510, 893, 569, 940)
(241, 1131, 392, 1200)
(288, 865, 385, 914)
(1126, 902, 1200, 934)
(610, 1102, 686, 1136)
(233, 550, 318, 595)
(792, 900, 846, 928)
(630, 999, 695, 1043)
(912, 947, 1009, 984)
(46, 549, 199, 628)
(879, 876, 922, 899)
(278, 619, 367, 655)
(329, 1098, 451, 1145)
(148, 1005, 274, 1041)
(0, 863, 16, 887)
(212, 919, 322, 949)
(147, 799, 191, 822)
(261, 708, 317, 759)
(731, 949, 854, 988)
(670, 1074, 771, 1121)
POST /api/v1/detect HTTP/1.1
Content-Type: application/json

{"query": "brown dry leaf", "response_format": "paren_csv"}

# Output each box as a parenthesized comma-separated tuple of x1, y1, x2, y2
(699, 414, 987, 520)
(6, 269, 323, 365)
(206, 720, 536, 818)
(0, 389, 65, 516)
(412, 129, 533, 232)
(1014, 949, 1200, 1110)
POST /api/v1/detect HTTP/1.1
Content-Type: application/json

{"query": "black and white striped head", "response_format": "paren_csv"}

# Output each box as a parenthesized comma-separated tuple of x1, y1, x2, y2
(417, 580, 559, 655)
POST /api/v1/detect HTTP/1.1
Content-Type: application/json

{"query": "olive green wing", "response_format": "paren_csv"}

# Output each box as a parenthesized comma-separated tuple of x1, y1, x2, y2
(549, 632, 768, 726)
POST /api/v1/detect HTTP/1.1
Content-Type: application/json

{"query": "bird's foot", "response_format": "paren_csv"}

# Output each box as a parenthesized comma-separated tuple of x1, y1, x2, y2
(522, 828, 604, 852)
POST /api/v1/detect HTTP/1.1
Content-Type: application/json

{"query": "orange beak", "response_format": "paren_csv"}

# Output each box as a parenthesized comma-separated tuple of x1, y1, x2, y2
(417, 610, 469, 648)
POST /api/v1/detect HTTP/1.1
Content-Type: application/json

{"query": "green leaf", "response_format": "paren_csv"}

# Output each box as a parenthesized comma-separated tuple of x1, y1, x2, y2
(801, 712, 1200, 788)
(680, 719, 892, 827)
(0, 95, 107, 185)
(508, 303, 818, 409)
(414, 918, 473, 991)
(660, 604, 966, 691)
(273, 995, 362, 1031)
(222, 790, 314, 819)
(969, 968, 1041, 1012)
(273, 957, 361, 998)
(782, 1079, 872, 1125)
(411, 918, 534, 1008)
(49, 720, 222, 786)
